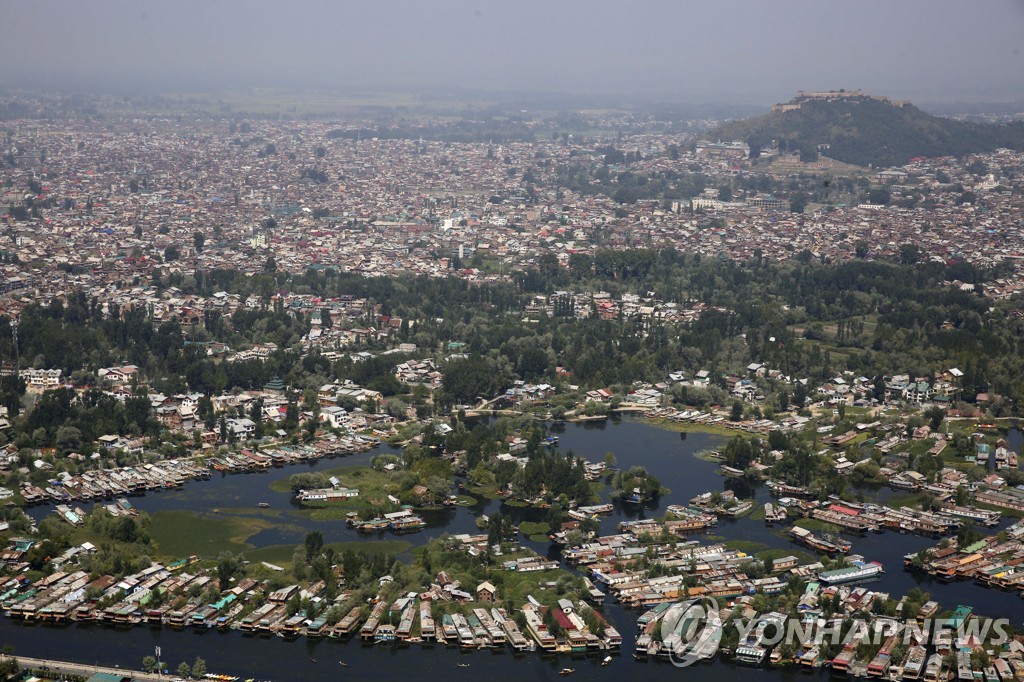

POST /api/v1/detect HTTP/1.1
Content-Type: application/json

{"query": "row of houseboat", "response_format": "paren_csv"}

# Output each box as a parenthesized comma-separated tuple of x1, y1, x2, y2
(905, 518, 1024, 593)
(643, 407, 787, 435)
(18, 436, 378, 506)
(0, 554, 620, 654)
(634, 586, 1023, 681)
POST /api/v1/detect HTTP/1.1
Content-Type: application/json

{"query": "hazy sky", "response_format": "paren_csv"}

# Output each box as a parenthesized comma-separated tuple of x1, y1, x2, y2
(2, 0, 1023, 103)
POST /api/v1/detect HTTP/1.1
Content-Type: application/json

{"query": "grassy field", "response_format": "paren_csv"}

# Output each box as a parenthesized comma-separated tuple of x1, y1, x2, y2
(306, 507, 356, 522)
(643, 416, 737, 439)
(269, 464, 392, 494)
(893, 439, 938, 458)
(150, 506, 415, 566)
(149, 510, 299, 559)
(216, 506, 290, 520)
(491, 568, 573, 607)
(723, 539, 770, 555)
(974, 500, 1023, 519)
(518, 521, 551, 542)
(518, 521, 549, 536)
(755, 548, 817, 565)
(792, 517, 843, 533)
(820, 315, 879, 340)
(464, 484, 504, 500)
(271, 464, 406, 515)
(790, 338, 856, 364)
(883, 492, 928, 509)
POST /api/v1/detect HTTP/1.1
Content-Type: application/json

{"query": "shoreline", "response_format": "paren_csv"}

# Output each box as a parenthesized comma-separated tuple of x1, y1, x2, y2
(1, 653, 177, 682)
(639, 415, 740, 438)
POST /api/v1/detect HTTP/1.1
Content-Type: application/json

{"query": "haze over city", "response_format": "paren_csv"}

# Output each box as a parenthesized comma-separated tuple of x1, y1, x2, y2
(2, 0, 1023, 103)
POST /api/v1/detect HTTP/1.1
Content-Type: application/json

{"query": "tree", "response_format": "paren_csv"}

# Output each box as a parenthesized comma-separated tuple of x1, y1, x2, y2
(615, 466, 664, 502)
(113, 516, 140, 543)
(178, 662, 191, 679)
(191, 657, 207, 679)
(723, 436, 758, 470)
(563, 529, 586, 546)
(867, 188, 891, 206)
(799, 143, 819, 162)
(966, 160, 988, 176)
(164, 244, 181, 261)
(54, 425, 82, 452)
(249, 397, 264, 438)
(284, 400, 299, 430)
(789, 192, 809, 213)
(217, 552, 244, 590)
(198, 396, 216, 430)
(730, 400, 745, 421)
(487, 511, 505, 545)
(442, 355, 508, 404)
(924, 406, 946, 431)
(304, 530, 324, 564)
(142, 656, 157, 673)
(899, 243, 920, 265)
(193, 231, 206, 253)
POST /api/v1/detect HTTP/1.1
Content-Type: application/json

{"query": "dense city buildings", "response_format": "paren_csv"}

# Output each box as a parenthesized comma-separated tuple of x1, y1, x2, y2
(2, 107, 1023, 328)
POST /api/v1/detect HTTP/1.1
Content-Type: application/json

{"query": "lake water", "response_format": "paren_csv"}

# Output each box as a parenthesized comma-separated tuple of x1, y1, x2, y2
(6, 417, 1024, 681)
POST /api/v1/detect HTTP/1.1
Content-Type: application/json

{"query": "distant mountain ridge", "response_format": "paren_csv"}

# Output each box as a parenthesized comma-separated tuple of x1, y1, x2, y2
(712, 90, 1024, 168)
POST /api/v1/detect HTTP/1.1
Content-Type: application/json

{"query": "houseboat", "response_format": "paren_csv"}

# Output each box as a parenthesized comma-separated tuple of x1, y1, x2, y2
(818, 561, 884, 585)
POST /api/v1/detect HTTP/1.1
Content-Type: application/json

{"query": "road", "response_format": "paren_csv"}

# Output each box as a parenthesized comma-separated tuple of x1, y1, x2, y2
(0, 654, 183, 681)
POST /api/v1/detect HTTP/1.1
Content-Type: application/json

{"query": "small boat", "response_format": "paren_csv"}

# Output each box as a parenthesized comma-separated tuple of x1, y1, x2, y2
(338, 662, 347, 667)
(257, 502, 270, 508)
(601, 656, 612, 666)
(457, 663, 470, 668)
(559, 669, 575, 676)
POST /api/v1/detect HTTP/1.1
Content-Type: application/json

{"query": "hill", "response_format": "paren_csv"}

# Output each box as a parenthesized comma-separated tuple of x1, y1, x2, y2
(712, 91, 1024, 168)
